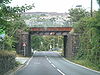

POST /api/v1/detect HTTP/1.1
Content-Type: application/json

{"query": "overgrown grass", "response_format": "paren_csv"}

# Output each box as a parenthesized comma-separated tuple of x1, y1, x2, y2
(67, 58, 100, 71)
(15, 61, 21, 67)
(16, 54, 25, 57)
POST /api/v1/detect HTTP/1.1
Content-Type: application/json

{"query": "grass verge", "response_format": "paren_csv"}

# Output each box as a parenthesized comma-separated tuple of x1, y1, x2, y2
(67, 58, 100, 71)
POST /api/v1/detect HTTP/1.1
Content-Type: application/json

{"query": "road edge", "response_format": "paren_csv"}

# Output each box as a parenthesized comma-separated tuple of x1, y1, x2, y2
(4, 56, 33, 75)
(63, 58, 100, 74)
(55, 51, 100, 74)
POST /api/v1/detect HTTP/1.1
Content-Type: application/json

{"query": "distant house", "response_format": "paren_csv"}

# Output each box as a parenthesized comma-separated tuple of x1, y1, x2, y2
(22, 12, 72, 27)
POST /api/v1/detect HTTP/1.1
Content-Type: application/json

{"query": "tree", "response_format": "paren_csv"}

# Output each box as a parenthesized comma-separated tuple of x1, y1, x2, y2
(73, 10, 100, 68)
(67, 0, 100, 70)
(31, 36, 63, 51)
(0, 0, 34, 50)
(0, 0, 11, 3)
(68, 8, 89, 22)
(31, 36, 45, 51)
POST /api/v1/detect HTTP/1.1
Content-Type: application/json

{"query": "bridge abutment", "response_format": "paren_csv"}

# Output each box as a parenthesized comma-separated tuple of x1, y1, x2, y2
(63, 34, 73, 58)
(28, 32, 32, 56)
(66, 34, 73, 58)
(63, 33, 80, 58)
(16, 31, 32, 56)
(63, 35, 67, 57)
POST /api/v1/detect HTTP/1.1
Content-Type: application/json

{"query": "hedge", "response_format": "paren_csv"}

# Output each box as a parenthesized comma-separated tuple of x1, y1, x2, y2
(0, 51, 16, 75)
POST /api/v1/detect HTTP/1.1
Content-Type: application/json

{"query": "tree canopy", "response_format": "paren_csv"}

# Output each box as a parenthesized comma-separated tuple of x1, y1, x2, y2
(68, 8, 89, 22)
(31, 36, 63, 51)
(0, 0, 34, 50)
(68, 2, 100, 70)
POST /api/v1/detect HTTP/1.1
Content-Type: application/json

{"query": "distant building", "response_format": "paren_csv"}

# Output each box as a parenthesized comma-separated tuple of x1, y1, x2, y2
(22, 12, 72, 27)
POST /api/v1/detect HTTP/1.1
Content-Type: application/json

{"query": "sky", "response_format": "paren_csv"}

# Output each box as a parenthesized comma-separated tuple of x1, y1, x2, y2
(10, 0, 99, 13)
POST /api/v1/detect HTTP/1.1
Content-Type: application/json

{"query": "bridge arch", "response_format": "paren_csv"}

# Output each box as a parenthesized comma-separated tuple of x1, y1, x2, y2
(16, 27, 77, 57)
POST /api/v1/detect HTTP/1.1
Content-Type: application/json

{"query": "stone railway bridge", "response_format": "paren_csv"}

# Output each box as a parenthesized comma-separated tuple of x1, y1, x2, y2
(16, 27, 79, 57)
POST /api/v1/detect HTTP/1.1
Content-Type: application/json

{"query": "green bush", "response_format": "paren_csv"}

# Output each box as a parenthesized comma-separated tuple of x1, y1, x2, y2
(0, 51, 16, 75)
(73, 10, 100, 70)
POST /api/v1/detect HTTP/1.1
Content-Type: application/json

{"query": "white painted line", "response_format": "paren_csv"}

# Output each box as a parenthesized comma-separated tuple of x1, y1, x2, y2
(46, 58, 49, 61)
(26, 57, 33, 66)
(48, 60, 51, 64)
(63, 58, 100, 74)
(16, 57, 33, 72)
(57, 69, 65, 75)
(54, 51, 100, 74)
(51, 64, 56, 68)
(46, 57, 52, 64)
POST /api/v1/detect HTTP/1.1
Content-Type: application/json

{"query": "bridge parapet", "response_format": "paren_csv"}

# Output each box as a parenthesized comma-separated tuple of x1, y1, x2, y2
(30, 27, 73, 32)
(30, 27, 73, 36)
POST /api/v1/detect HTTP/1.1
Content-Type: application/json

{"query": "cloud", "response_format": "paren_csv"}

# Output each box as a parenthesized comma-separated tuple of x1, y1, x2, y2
(10, 0, 99, 13)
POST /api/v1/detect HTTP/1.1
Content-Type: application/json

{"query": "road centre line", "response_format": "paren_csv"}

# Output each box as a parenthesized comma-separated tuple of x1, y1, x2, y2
(51, 64, 56, 68)
(46, 57, 51, 63)
(46, 57, 49, 60)
(46, 57, 65, 75)
(48, 60, 51, 63)
(57, 69, 65, 75)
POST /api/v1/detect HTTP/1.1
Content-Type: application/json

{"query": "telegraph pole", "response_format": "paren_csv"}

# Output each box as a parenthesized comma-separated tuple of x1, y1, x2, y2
(91, 0, 93, 17)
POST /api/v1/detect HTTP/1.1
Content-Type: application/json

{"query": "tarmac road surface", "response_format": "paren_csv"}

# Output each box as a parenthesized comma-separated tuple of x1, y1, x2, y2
(15, 51, 100, 75)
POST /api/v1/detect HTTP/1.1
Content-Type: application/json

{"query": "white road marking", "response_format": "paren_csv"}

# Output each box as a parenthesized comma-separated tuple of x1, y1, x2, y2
(54, 51, 100, 74)
(63, 58, 100, 74)
(26, 57, 33, 66)
(46, 57, 52, 64)
(33, 62, 40, 65)
(45, 52, 66, 75)
(51, 64, 56, 68)
(16, 56, 33, 72)
(57, 69, 65, 75)
(46, 57, 49, 60)
(46, 58, 65, 75)
(48, 60, 51, 64)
